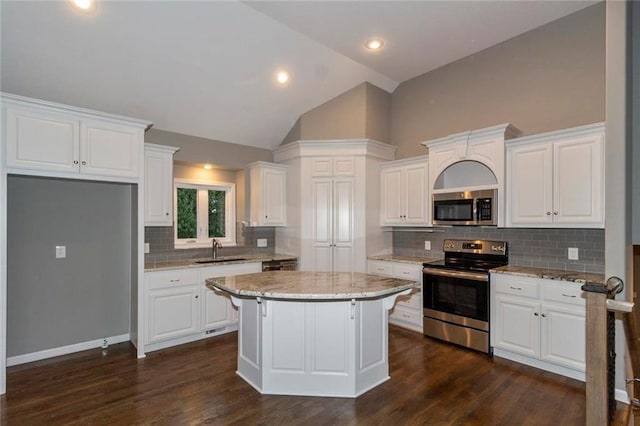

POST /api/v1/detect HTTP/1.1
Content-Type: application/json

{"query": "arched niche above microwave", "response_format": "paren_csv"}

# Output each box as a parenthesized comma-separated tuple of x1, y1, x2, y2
(422, 123, 521, 227)
(432, 160, 497, 191)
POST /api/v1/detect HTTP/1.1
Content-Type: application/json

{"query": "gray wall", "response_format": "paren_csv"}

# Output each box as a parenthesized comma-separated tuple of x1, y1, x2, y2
(393, 227, 604, 274)
(146, 128, 273, 169)
(390, 3, 606, 159)
(281, 82, 392, 144)
(7, 176, 132, 357)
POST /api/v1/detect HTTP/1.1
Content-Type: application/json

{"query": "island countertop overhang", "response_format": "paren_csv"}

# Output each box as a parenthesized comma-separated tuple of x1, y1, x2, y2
(206, 271, 417, 301)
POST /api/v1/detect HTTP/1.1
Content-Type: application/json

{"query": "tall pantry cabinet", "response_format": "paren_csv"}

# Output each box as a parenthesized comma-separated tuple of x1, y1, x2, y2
(273, 140, 396, 273)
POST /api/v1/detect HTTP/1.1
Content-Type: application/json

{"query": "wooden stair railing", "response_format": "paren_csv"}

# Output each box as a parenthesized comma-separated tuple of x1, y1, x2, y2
(583, 277, 631, 426)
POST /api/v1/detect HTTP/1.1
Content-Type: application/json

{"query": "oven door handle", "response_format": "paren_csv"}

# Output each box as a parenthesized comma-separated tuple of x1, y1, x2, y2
(422, 267, 488, 282)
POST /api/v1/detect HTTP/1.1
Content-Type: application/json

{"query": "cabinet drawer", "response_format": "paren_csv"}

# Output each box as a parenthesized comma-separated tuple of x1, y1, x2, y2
(397, 291, 421, 310)
(390, 305, 422, 326)
(367, 260, 393, 276)
(493, 276, 538, 299)
(393, 264, 421, 281)
(542, 282, 585, 307)
(146, 269, 200, 289)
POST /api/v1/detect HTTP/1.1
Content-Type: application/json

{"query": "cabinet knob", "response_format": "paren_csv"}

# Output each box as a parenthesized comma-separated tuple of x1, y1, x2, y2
(553, 211, 558, 216)
(165, 212, 170, 216)
(195, 295, 199, 299)
(541, 313, 547, 318)
(81, 161, 87, 166)
(546, 212, 551, 216)
(534, 312, 539, 316)
(73, 160, 79, 165)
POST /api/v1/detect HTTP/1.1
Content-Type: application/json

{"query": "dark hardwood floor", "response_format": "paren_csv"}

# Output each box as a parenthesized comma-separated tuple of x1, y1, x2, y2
(0, 326, 598, 425)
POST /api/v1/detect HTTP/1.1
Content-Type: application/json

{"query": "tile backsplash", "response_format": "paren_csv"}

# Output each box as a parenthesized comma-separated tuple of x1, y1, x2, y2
(392, 227, 604, 273)
(145, 225, 275, 264)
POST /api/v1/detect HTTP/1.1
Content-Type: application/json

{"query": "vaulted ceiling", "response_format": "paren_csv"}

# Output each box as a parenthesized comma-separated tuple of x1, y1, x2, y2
(1, 1, 596, 150)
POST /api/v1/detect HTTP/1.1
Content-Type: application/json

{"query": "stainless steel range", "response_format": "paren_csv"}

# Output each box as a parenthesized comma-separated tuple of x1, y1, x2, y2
(422, 239, 508, 353)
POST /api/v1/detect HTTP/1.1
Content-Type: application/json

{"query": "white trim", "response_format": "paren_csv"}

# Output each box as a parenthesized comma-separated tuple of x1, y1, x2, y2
(273, 139, 397, 163)
(6, 333, 130, 367)
(143, 325, 237, 353)
(174, 178, 236, 247)
(615, 388, 630, 404)
(493, 348, 585, 382)
(505, 122, 605, 147)
(0, 99, 6, 394)
(421, 123, 522, 149)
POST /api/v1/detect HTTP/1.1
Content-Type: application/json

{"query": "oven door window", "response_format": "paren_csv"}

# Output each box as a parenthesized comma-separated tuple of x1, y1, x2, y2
(433, 199, 474, 222)
(424, 274, 487, 321)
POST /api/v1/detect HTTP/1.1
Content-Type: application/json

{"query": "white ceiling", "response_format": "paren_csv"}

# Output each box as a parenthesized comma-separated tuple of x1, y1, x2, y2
(1, 1, 595, 150)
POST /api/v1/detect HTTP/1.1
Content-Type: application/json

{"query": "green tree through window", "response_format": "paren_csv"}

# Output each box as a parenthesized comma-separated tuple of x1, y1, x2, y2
(208, 190, 226, 238)
(177, 188, 197, 239)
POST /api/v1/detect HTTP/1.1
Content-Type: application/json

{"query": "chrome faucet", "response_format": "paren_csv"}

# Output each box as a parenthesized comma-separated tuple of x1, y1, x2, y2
(212, 238, 222, 259)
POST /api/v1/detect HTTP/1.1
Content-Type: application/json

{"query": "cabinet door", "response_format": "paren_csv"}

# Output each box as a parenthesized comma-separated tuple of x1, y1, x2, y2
(144, 149, 174, 226)
(202, 287, 235, 330)
(311, 179, 333, 271)
(263, 167, 286, 226)
(403, 164, 428, 225)
(380, 167, 404, 225)
(80, 119, 141, 178)
(5, 106, 80, 173)
(332, 179, 354, 273)
(540, 304, 586, 371)
(507, 143, 553, 226)
(147, 285, 200, 344)
(494, 296, 540, 358)
(553, 135, 604, 227)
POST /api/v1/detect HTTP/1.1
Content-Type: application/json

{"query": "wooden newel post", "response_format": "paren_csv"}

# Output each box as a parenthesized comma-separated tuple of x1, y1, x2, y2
(584, 288, 610, 426)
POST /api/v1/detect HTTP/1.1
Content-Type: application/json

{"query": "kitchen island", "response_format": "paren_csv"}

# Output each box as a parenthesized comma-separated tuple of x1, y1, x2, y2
(206, 271, 416, 398)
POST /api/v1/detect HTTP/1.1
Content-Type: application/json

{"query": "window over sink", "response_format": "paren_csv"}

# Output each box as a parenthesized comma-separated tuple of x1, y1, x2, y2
(174, 179, 236, 248)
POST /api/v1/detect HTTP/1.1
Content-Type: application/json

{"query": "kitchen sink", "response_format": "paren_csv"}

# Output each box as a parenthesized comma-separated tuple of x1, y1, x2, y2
(193, 257, 247, 264)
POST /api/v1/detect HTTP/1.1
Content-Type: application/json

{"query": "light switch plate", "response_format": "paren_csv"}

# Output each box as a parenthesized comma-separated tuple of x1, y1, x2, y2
(144, 243, 150, 254)
(55, 245, 66, 259)
(568, 247, 579, 260)
(424, 241, 431, 250)
(257, 238, 267, 248)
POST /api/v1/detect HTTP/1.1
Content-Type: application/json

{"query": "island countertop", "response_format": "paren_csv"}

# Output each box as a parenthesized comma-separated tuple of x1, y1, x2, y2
(206, 271, 417, 300)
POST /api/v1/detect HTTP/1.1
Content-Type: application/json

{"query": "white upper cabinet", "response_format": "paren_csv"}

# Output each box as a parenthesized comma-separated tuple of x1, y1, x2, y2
(380, 156, 429, 226)
(506, 123, 604, 228)
(2, 93, 150, 182)
(144, 143, 179, 226)
(247, 161, 287, 226)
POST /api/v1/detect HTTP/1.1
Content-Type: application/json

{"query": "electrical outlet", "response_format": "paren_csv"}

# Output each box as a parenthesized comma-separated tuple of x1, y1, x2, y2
(424, 241, 431, 250)
(144, 243, 150, 254)
(568, 247, 579, 260)
(257, 238, 267, 248)
(55, 245, 66, 259)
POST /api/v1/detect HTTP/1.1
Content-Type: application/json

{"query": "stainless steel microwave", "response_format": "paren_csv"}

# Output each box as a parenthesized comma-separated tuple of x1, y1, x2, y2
(432, 189, 497, 226)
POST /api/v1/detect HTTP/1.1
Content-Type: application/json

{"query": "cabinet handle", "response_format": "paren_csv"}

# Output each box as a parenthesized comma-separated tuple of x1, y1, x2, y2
(73, 160, 79, 165)
(534, 312, 539, 316)
(553, 211, 558, 215)
(170, 279, 180, 282)
(561, 293, 577, 298)
(546, 212, 551, 216)
(402, 314, 411, 318)
(81, 161, 87, 165)
(509, 286, 522, 291)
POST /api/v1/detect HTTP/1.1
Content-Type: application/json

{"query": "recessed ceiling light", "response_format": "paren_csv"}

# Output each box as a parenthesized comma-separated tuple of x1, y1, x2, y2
(365, 38, 384, 51)
(203, 164, 213, 170)
(69, 0, 95, 11)
(276, 70, 290, 85)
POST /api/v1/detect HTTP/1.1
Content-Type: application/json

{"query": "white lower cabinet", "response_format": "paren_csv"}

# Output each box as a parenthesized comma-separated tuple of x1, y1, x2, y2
(145, 262, 261, 351)
(491, 273, 586, 380)
(367, 259, 422, 333)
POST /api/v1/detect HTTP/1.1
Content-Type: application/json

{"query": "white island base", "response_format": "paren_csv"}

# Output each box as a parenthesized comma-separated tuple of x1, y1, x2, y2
(230, 291, 409, 398)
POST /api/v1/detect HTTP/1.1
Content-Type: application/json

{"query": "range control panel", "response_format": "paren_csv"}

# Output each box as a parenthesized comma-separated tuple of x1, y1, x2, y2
(443, 239, 507, 255)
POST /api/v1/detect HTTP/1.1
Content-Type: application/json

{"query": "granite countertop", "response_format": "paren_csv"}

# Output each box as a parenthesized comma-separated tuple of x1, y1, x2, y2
(207, 271, 417, 300)
(491, 265, 605, 286)
(367, 254, 441, 265)
(145, 253, 297, 272)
